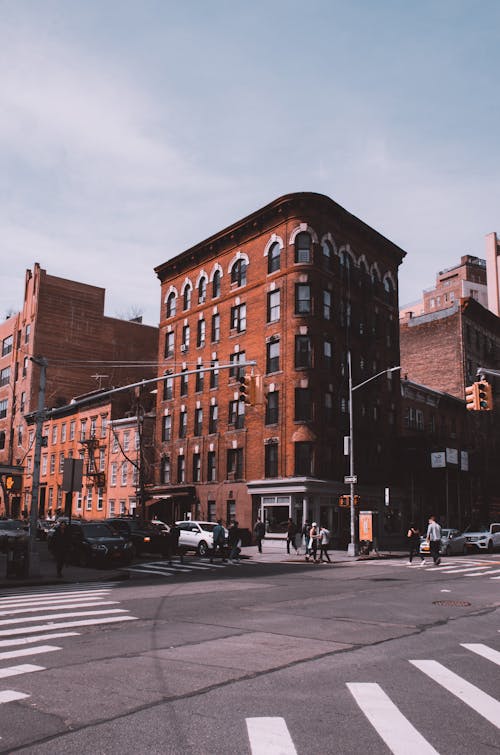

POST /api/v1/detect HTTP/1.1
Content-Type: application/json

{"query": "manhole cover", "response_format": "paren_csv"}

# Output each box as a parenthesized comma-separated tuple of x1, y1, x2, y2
(432, 600, 471, 607)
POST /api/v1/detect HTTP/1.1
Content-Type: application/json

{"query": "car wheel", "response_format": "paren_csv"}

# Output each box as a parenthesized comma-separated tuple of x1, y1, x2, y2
(197, 540, 208, 557)
(487, 540, 494, 553)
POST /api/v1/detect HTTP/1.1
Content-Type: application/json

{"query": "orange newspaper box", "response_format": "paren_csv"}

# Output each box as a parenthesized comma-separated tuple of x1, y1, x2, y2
(359, 511, 373, 542)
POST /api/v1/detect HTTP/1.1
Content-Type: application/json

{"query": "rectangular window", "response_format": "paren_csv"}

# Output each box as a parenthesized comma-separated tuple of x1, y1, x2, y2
(265, 443, 279, 477)
(295, 442, 313, 476)
(112, 434, 119, 453)
(324, 340, 332, 369)
(41, 454, 47, 476)
(165, 331, 174, 358)
(17, 424, 23, 444)
(180, 369, 188, 396)
(265, 390, 279, 425)
(121, 462, 128, 486)
(229, 351, 246, 380)
(76, 489, 82, 510)
(163, 373, 174, 400)
(295, 336, 312, 368)
(0, 398, 8, 419)
(69, 421, 75, 441)
(61, 423, 67, 443)
(25, 324, 31, 344)
(99, 448, 105, 472)
(86, 488, 93, 511)
(208, 404, 218, 434)
(266, 340, 280, 374)
(162, 414, 172, 442)
(197, 318, 206, 347)
(97, 488, 104, 511)
(226, 499, 236, 525)
(19, 391, 25, 413)
(195, 366, 204, 393)
(207, 500, 216, 520)
(48, 487, 54, 509)
(123, 431, 130, 452)
(295, 388, 312, 421)
(2, 335, 13, 356)
(50, 454, 55, 475)
(210, 360, 219, 389)
(0, 366, 10, 387)
(90, 418, 97, 438)
(229, 399, 245, 429)
(295, 284, 311, 314)
(227, 448, 243, 479)
(267, 290, 280, 322)
(80, 420, 87, 441)
(161, 456, 171, 484)
(101, 415, 108, 438)
(22, 356, 28, 377)
(192, 453, 201, 482)
(207, 451, 216, 481)
(179, 410, 187, 438)
(323, 290, 332, 320)
(59, 452, 65, 473)
(111, 462, 117, 486)
(181, 324, 190, 351)
(231, 303, 246, 332)
(211, 313, 220, 343)
(194, 408, 203, 436)
(177, 454, 185, 483)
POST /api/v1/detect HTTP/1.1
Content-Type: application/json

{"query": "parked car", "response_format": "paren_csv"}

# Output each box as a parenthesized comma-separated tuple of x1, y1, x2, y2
(105, 517, 169, 557)
(37, 519, 55, 540)
(420, 528, 468, 556)
(463, 523, 500, 553)
(176, 521, 229, 557)
(50, 521, 133, 567)
(0, 519, 29, 553)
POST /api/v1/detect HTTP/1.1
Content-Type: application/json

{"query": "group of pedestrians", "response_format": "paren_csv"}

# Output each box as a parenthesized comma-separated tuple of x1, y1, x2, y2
(407, 515, 442, 566)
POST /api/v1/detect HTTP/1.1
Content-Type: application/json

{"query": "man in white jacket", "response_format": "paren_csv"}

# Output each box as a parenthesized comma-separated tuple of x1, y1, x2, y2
(426, 516, 442, 566)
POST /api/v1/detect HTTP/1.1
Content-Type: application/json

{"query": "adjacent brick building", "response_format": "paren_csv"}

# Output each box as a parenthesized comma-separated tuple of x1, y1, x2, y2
(152, 192, 406, 544)
(0, 263, 158, 516)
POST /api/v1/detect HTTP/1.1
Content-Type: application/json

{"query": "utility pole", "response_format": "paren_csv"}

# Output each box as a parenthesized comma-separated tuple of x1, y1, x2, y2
(28, 356, 48, 576)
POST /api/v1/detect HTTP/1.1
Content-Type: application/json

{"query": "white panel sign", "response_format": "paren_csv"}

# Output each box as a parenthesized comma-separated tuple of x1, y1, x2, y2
(431, 452, 446, 468)
(446, 448, 458, 465)
(461, 451, 469, 471)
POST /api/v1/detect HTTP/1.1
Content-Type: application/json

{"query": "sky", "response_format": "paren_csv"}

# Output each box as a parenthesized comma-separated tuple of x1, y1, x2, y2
(1, 0, 499, 325)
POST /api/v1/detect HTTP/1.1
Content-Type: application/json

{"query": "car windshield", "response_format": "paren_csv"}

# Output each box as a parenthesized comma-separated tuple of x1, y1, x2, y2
(464, 524, 489, 533)
(199, 523, 218, 533)
(82, 524, 116, 538)
(441, 529, 452, 537)
(0, 520, 24, 531)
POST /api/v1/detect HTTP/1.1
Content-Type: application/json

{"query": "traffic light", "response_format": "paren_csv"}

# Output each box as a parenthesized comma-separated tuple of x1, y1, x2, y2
(338, 495, 350, 507)
(4, 474, 22, 492)
(354, 495, 361, 507)
(239, 375, 255, 405)
(465, 383, 479, 411)
(477, 380, 493, 411)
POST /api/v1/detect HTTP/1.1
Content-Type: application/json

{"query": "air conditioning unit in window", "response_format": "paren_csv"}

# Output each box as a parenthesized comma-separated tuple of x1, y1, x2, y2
(180, 344, 187, 353)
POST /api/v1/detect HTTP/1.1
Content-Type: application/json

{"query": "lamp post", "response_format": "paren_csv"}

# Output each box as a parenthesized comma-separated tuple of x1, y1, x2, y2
(347, 352, 401, 557)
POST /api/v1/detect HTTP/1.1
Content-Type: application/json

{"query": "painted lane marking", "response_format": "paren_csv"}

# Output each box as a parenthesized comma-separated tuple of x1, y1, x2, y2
(0, 664, 45, 679)
(0, 690, 29, 703)
(0, 590, 110, 606)
(410, 660, 500, 728)
(0, 645, 60, 661)
(246, 717, 298, 755)
(0, 615, 137, 636)
(347, 683, 439, 755)
(0, 632, 79, 648)
(461, 644, 500, 666)
(466, 568, 500, 577)
(0, 601, 118, 617)
(0, 608, 127, 627)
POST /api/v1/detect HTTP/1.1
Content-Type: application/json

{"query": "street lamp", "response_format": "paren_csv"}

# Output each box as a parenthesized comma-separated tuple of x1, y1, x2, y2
(347, 352, 401, 557)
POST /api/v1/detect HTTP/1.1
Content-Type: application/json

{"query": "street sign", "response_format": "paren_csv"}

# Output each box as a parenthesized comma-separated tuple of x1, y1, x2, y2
(344, 475, 357, 484)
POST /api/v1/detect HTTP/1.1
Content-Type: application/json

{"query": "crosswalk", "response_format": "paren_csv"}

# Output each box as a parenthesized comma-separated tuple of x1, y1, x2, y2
(0, 583, 137, 712)
(122, 557, 260, 578)
(246, 637, 500, 754)
(373, 556, 500, 580)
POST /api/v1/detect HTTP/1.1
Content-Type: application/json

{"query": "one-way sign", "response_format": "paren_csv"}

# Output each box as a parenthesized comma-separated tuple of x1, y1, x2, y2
(344, 475, 357, 484)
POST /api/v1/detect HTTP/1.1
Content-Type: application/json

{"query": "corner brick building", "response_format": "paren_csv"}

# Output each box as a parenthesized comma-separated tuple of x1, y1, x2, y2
(152, 193, 406, 544)
(0, 263, 158, 516)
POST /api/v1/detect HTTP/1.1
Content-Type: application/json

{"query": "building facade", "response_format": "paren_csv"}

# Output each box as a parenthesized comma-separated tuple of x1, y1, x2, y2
(152, 193, 406, 543)
(0, 263, 158, 516)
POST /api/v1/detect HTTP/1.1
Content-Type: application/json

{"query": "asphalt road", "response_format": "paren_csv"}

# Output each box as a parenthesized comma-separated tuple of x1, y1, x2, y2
(0, 553, 498, 754)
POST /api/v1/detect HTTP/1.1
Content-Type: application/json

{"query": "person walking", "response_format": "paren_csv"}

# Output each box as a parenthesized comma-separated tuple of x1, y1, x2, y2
(169, 522, 184, 565)
(253, 517, 266, 554)
(426, 516, 442, 566)
(51, 520, 71, 578)
(318, 525, 332, 563)
(306, 522, 319, 562)
(286, 518, 298, 555)
(228, 520, 241, 563)
(407, 524, 425, 565)
(301, 521, 311, 557)
(210, 519, 227, 563)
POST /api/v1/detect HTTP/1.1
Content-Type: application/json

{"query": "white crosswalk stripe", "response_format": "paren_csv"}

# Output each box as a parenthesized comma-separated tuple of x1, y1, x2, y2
(0, 585, 137, 708)
(378, 557, 500, 579)
(461, 643, 500, 666)
(246, 717, 298, 755)
(122, 558, 256, 578)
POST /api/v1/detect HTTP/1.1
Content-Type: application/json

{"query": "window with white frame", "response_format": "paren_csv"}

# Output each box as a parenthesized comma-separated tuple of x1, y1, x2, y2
(121, 462, 128, 486)
(97, 488, 104, 511)
(267, 290, 280, 322)
(86, 487, 93, 511)
(111, 462, 117, 486)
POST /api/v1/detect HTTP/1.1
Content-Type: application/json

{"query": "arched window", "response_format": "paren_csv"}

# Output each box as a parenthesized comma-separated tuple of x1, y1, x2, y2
(212, 269, 221, 298)
(183, 285, 192, 311)
(321, 240, 333, 271)
(268, 242, 281, 274)
(383, 276, 394, 300)
(295, 232, 311, 263)
(231, 258, 247, 287)
(166, 291, 176, 318)
(198, 277, 207, 304)
(340, 250, 351, 270)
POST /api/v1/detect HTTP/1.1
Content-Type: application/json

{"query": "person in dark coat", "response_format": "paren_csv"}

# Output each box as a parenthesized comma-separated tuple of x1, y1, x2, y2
(253, 517, 266, 553)
(210, 519, 227, 563)
(51, 521, 71, 577)
(168, 523, 184, 565)
(286, 518, 298, 555)
(228, 521, 241, 562)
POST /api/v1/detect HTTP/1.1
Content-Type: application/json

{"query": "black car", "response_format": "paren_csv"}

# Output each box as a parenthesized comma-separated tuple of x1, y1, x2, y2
(51, 521, 133, 567)
(0, 519, 29, 553)
(105, 517, 169, 557)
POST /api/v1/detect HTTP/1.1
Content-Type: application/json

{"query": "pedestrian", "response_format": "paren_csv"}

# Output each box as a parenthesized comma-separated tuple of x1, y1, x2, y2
(426, 515, 442, 566)
(210, 519, 227, 563)
(407, 524, 425, 565)
(306, 522, 319, 563)
(318, 525, 332, 563)
(286, 518, 298, 555)
(51, 521, 71, 578)
(301, 521, 311, 557)
(228, 520, 241, 563)
(253, 517, 266, 553)
(169, 522, 184, 564)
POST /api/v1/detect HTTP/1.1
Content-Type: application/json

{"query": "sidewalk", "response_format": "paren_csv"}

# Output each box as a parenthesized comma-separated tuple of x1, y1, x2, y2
(239, 542, 407, 564)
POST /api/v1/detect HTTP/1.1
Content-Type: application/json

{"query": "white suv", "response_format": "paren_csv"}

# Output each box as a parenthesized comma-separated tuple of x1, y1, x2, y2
(176, 521, 228, 557)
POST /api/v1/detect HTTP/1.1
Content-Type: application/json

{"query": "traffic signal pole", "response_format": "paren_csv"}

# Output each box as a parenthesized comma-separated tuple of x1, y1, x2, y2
(28, 356, 48, 576)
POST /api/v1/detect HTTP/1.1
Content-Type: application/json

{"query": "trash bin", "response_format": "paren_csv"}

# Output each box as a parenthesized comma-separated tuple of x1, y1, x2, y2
(6, 539, 29, 578)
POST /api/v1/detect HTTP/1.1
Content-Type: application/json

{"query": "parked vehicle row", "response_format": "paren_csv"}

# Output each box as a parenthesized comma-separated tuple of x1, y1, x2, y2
(419, 523, 500, 555)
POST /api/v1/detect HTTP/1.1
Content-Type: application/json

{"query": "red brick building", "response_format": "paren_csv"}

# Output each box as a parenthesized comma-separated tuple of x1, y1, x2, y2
(152, 193, 406, 543)
(0, 263, 158, 516)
